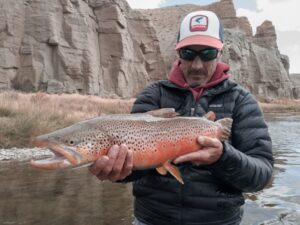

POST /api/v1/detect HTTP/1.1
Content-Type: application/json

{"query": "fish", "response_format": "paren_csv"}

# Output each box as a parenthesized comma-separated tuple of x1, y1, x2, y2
(30, 108, 232, 184)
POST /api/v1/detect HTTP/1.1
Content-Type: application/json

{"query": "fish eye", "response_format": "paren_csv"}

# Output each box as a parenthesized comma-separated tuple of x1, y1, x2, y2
(67, 139, 77, 146)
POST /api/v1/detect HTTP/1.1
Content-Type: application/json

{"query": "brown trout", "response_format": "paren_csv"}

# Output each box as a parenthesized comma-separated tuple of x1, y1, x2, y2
(30, 108, 232, 184)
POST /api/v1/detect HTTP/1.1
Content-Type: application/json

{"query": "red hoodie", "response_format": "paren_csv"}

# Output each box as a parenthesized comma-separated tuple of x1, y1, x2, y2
(168, 60, 231, 100)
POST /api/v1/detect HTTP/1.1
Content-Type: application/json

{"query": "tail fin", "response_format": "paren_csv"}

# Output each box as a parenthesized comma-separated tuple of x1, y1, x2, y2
(216, 118, 233, 141)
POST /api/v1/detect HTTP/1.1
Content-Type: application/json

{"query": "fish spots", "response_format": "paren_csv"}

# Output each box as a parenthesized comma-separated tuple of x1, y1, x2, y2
(83, 116, 223, 162)
(31, 112, 232, 170)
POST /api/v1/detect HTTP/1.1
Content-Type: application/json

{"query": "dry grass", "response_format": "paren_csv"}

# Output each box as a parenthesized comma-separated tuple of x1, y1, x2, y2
(259, 99, 300, 113)
(1, 91, 299, 148)
(0, 91, 134, 148)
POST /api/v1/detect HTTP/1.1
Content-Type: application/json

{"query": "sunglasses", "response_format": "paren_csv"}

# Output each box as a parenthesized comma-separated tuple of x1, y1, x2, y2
(178, 48, 219, 62)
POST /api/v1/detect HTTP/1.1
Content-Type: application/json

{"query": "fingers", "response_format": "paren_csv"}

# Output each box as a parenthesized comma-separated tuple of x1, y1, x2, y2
(89, 144, 133, 182)
(89, 155, 110, 176)
(118, 148, 133, 181)
(173, 150, 210, 165)
(173, 136, 223, 165)
(197, 136, 221, 148)
(109, 144, 132, 181)
(97, 145, 120, 179)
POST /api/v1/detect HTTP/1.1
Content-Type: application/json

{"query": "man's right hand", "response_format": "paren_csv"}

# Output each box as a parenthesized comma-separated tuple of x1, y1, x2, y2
(89, 144, 133, 182)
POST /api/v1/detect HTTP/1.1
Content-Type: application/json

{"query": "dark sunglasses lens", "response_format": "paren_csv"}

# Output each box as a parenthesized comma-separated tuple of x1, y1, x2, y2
(179, 49, 197, 61)
(200, 49, 218, 61)
(179, 48, 218, 61)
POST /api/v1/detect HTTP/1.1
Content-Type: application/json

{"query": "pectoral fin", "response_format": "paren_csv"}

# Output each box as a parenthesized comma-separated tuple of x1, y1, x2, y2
(160, 161, 184, 184)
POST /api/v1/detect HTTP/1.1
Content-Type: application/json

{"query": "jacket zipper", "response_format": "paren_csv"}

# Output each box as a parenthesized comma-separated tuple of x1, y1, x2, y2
(190, 107, 195, 116)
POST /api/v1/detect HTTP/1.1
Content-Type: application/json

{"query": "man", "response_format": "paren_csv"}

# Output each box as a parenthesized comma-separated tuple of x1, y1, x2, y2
(89, 10, 273, 225)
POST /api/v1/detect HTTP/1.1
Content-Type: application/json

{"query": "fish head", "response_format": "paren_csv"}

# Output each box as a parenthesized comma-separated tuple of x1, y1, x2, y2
(30, 121, 110, 169)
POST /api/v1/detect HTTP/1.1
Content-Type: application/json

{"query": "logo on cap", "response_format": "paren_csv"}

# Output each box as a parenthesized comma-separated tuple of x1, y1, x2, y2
(190, 15, 208, 32)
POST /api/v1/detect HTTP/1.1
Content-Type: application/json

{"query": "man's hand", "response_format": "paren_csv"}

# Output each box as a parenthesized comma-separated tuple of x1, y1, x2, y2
(173, 136, 223, 165)
(89, 144, 133, 182)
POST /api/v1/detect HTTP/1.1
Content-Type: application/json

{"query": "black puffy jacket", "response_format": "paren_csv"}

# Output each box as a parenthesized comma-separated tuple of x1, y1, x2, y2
(126, 79, 273, 225)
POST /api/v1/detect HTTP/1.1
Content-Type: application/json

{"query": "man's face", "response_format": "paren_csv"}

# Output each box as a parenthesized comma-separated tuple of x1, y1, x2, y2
(178, 45, 222, 87)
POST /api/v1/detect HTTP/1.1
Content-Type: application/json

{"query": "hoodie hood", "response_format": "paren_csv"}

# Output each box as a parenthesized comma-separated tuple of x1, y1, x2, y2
(168, 60, 230, 100)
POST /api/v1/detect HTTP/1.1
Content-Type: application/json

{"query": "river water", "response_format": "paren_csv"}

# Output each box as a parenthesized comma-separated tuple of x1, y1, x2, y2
(0, 114, 299, 225)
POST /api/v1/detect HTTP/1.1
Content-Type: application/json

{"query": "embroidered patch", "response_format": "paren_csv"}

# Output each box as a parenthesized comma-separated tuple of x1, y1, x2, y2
(190, 15, 208, 32)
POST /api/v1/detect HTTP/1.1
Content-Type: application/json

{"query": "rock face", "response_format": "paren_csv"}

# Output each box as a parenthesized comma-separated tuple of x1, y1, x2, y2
(140, 0, 295, 99)
(290, 74, 300, 98)
(0, 0, 297, 99)
(0, 0, 165, 97)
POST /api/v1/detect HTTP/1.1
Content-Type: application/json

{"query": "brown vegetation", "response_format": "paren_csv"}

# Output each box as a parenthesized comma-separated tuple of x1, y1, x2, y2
(0, 91, 299, 148)
(0, 91, 134, 148)
(259, 99, 300, 113)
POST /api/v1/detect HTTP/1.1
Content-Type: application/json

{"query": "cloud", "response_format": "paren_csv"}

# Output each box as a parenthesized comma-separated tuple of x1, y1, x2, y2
(237, 0, 300, 32)
(126, 0, 166, 9)
(236, 0, 300, 73)
(233, 0, 257, 11)
(277, 30, 300, 73)
(256, 0, 299, 31)
(160, 0, 218, 7)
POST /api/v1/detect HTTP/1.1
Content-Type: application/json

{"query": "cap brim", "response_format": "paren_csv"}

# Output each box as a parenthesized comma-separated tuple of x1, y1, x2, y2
(175, 35, 223, 50)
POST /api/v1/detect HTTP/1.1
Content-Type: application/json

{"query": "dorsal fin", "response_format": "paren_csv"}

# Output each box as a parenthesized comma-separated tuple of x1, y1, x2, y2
(146, 108, 178, 118)
(204, 111, 216, 121)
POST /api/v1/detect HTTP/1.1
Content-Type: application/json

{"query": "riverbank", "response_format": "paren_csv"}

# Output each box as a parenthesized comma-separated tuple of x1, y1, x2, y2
(1, 91, 299, 148)
(259, 99, 300, 113)
(0, 91, 134, 148)
(0, 148, 52, 161)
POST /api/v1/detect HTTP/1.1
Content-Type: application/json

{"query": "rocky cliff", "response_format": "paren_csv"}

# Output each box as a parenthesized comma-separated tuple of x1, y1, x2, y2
(0, 0, 165, 98)
(0, 0, 297, 99)
(290, 74, 300, 98)
(140, 0, 295, 99)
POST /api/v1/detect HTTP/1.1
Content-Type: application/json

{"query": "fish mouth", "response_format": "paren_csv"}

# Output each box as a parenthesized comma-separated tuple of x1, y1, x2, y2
(30, 139, 83, 169)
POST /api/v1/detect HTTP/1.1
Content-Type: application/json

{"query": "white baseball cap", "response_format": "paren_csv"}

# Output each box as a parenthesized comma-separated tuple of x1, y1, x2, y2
(176, 10, 224, 50)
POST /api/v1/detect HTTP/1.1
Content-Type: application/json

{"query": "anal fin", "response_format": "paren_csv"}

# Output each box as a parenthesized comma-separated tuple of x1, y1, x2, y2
(162, 161, 184, 184)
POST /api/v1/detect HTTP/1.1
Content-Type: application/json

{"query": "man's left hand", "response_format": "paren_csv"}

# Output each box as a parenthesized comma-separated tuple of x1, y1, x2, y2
(173, 136, 223, 165)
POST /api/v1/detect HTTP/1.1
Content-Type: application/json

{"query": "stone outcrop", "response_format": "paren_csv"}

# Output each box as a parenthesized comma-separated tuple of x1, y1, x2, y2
(0, 0, 297, 99)
(140, 0, 295, 99)
(290, 74, 300, 98)
(0, 0, 165, 97)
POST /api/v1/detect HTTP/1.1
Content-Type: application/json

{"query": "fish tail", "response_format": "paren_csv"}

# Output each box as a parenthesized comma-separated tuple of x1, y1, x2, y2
(216, 118, 233, 141)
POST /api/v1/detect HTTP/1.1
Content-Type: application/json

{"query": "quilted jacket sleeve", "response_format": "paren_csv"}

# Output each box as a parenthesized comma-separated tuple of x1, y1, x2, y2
(209, 92, 273, 192)
(131, 82, 162, 113)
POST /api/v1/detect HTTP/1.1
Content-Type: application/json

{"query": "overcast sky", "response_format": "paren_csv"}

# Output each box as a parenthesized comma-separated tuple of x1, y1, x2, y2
(126, 0, 300, 74)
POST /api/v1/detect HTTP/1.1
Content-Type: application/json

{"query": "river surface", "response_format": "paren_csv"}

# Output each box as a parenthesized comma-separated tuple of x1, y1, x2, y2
(0, 114, 300, 225)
